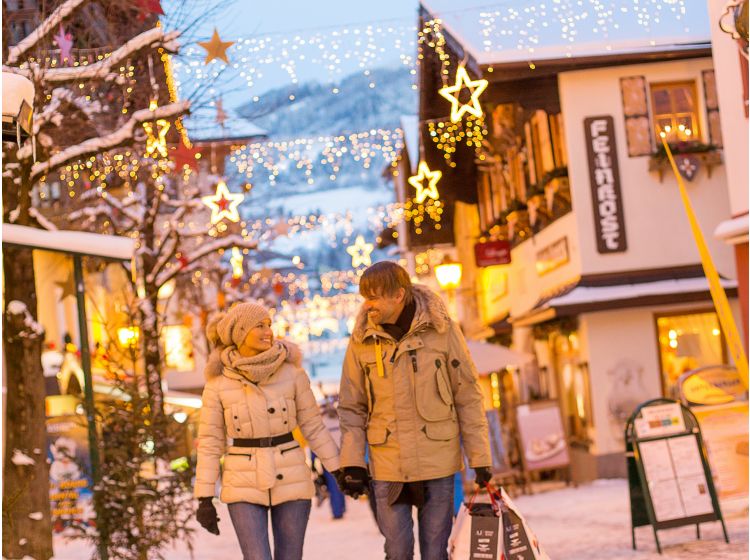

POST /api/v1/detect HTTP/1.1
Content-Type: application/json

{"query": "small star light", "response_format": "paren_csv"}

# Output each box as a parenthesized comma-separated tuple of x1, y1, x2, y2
(230, 247, 244, 278)
(198, 28, 235, 65)
(438, 65, 488, 123)
(202, 180, 244, 224)
(408, 161, 442, 204)
(143, 100, 170, 158)
(346, 235, 374, 268)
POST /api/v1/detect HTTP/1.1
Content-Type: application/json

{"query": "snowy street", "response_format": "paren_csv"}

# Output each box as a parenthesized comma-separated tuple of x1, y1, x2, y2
(51, 479, 748, 559)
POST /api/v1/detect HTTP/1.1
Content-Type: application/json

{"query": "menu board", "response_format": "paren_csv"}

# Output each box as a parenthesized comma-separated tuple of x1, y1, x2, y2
(639, 435, 714, 522)
(634, 402, 686, 438)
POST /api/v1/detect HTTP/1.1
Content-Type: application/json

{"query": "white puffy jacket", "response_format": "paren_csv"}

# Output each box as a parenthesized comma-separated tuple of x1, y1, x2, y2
(194, 346, 340, 506)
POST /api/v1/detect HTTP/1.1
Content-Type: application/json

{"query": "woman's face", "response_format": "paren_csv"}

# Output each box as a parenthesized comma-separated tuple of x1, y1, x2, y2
(238, 319, 274, 356)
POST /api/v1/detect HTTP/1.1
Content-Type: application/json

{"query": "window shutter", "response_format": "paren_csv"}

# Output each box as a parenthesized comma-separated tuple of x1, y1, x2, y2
(620, 76, 653, 156)
(702, 69, 723, 147)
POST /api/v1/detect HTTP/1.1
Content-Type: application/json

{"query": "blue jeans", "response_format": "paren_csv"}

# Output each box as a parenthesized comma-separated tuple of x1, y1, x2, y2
(228, 499, 312, 560)
(371, 475, 454, 560)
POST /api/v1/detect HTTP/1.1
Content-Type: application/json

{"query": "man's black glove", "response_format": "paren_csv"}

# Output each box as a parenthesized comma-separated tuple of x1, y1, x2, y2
(196, 497, 220, 535)
(336, 467, 370, 498)
(474, 466, 493, 487)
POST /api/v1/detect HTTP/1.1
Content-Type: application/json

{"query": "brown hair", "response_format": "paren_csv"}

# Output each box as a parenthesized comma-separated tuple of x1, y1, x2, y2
(359, 261, 413, 304)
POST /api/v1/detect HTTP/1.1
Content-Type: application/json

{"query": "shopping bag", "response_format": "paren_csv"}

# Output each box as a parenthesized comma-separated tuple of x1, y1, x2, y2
(447, 486, 549, 560)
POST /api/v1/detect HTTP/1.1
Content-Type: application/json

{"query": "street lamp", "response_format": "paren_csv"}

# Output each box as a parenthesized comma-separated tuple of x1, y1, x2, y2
(435, 257, 462, 319)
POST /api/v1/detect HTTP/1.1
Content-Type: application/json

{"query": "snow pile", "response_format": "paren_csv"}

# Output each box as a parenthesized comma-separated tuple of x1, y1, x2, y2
(11, 449, 36, 466)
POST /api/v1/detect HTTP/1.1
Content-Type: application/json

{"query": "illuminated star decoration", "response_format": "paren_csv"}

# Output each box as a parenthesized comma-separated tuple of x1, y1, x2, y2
(230, 247, 244, 279)
(202, 180, 244, 224)
(438, 65, 489, 123)
(198, 28, 235, 65)
(55, 272, 77, 302)
(408, 161, 442, 204)
(346, 235, 374, 268)
(170, 140, 201, 171)
(135, 0, 164, 22)
(143, 100, 170, 158)
(53, 24, 73, 66)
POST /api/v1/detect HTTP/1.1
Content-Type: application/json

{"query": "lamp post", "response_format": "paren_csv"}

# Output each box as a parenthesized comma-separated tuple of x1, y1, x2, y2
(435, 257, 462, 320)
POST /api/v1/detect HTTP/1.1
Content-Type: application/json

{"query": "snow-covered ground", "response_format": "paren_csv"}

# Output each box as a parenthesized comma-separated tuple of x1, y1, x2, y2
(49, 479, 748, 559)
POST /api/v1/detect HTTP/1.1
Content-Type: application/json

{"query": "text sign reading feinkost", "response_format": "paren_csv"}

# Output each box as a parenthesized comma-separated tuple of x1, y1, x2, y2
(584, 116, 627, 253)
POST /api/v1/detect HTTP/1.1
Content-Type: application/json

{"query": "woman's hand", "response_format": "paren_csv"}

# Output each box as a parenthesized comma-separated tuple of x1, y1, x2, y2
(196, 497, 220, 535)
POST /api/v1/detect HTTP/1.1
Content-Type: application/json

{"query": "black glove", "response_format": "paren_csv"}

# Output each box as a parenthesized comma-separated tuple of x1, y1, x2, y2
(474, 466, 493, 487)
(337, 467, 370, 498)
(196, 497, 220, 535)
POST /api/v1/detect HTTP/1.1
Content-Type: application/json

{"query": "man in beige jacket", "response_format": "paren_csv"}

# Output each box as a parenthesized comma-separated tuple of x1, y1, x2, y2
(338, 261, 492, 560)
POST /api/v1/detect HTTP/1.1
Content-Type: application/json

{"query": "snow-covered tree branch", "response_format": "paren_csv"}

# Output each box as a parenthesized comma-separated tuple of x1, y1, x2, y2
(27, 100, 190, 180)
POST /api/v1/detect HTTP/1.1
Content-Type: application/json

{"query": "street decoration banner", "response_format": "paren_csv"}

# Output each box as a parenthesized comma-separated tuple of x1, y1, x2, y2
(47, 415, 95, 534)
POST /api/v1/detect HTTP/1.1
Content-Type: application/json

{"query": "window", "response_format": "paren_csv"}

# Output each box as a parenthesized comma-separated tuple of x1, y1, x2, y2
(656, 310, 727, 399)
(650, 81, 701, 142)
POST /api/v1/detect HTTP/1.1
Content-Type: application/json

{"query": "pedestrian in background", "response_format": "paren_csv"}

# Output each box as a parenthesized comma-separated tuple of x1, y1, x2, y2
(312, 395, 347, 520)
(337, 261, 492, 560)
(193, 301, 340, 560)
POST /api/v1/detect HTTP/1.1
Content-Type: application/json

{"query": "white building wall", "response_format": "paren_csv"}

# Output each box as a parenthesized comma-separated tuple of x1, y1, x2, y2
(707, 0, 749, 217)
(559, 58, 736, 279)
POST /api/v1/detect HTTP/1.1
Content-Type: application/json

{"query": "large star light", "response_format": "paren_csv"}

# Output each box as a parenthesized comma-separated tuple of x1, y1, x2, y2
(202, 180, 244, 224)
(143, 100, 170, 158)
(438, 65, 488, 123)
(408, 161, 442, 204)
(198, 28, 235, 65)
(346, 235, 374, 268)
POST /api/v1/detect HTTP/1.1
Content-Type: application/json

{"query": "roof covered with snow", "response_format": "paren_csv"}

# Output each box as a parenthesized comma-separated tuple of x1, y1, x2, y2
(186, 114, 267, 144)
(400, 115, 419, 174)
(3, 224, 135, 260)
(420, 0, 711, 67)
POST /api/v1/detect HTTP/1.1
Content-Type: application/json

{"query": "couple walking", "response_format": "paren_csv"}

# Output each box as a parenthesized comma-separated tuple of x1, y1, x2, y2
(194, 261, 492, 559)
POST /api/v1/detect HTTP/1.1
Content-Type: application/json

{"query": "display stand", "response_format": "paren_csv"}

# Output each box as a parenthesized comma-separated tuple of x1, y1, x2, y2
(625, 398, 729, 554)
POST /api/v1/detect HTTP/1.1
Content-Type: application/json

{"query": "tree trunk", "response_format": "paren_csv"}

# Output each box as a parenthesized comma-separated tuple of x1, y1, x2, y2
(2, 160, 53, 559)
(2, 248, 54, 560)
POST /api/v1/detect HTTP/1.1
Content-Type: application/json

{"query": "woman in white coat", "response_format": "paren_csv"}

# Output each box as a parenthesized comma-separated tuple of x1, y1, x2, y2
(194, 301, 341, 560)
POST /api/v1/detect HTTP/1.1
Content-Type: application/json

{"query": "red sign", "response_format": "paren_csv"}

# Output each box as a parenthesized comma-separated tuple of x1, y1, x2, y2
(474, 240, 511, 267)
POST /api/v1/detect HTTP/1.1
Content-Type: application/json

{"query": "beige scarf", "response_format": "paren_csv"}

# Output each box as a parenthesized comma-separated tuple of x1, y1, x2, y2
(220, 340, 288, 384)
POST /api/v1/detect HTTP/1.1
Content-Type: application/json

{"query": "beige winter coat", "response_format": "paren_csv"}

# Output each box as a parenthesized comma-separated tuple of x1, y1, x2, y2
(194, 342, 340, 506)
(338, 284, 491, 482)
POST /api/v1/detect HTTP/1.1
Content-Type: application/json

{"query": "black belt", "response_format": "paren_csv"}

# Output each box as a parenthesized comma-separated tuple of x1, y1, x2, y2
(233, 433, 294, 448)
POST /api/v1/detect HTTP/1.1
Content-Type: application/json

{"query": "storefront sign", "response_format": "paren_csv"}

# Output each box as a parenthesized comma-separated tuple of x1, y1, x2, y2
(474, 240, 511, 267)
(679, 366, 747, 406)
(535, 237, 568, 276)
(47, 415, 95, 533)
(515, 401, 570, 472)
(634, 402, 685, 438)
(584, 116, 627, 253)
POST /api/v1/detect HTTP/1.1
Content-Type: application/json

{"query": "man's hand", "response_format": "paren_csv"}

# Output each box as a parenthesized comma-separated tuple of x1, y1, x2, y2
(196, 497, 220, 535)
(336, 467, 370, 498)
(474, 466, 493, 487)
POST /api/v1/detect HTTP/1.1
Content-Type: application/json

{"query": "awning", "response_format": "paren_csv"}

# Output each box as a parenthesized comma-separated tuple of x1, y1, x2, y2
(465, 339, 534, 375)
(513, 274, 738, 327)
(3, 223, 135, 261)
(714, 213, 749, 245)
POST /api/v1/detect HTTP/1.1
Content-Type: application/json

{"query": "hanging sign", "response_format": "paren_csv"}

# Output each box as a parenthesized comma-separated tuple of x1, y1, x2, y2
(584, 116, 627, 253)
(474, 240, 511, 267)
(679, 366, 747, 407)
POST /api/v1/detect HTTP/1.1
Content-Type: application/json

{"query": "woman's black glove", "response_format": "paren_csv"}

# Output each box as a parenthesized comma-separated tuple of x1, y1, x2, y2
(336, 467, 370, 498)
(196, 497, 220, 535)
(474, 466, 493, 487)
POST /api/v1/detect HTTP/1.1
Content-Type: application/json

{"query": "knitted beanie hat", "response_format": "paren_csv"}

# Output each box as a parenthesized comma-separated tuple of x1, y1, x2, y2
(206, 301, 271, 349)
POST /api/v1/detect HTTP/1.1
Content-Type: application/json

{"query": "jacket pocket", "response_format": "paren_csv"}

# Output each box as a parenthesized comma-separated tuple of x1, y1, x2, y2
(283, 397, 296, 428)
(415, 366, 454, 422)
(224, 404, 244, 436)
(366, 424, 390, 446)
(435, 360, 454, 407)
(222, 452, 257, 487)
(423, 420, 459, 441)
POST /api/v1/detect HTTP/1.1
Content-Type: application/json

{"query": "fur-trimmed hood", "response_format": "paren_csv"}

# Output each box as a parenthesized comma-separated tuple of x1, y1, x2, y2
(204, 338, 303, 380)
(351, 283, 450, 343)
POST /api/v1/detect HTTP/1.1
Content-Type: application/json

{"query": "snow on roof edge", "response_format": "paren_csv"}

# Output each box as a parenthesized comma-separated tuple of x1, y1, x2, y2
(3, 223, 135, 260)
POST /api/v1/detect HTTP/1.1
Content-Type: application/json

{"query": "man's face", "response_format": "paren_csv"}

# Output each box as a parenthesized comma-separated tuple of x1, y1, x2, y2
(363, 288, 405, 325)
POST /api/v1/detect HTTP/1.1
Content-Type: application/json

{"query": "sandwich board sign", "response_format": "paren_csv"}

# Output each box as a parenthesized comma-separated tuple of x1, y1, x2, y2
(624, 398, 729, 554)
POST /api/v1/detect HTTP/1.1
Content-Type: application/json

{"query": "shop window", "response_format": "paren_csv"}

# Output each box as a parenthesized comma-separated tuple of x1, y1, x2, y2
(161, 325, 195, 372)
(650, 81, 700, 142)
(550, 331, 593, 445)
(656, 310, 727, 399)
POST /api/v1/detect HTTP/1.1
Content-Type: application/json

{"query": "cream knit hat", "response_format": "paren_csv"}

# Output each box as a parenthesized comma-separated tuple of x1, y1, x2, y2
(207, 301, 271, 349)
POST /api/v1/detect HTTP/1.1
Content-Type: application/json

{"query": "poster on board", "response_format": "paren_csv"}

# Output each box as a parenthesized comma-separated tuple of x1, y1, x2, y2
(516, 401, 569, 471)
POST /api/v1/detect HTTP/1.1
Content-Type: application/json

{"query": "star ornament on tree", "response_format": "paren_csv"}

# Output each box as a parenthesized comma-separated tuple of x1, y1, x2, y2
(408, 161, 442, 204)
(438, 65, 489, 123)
(170, 141, 201, 171)
(198, 28, 235, 65)
(135, 0, 164, 22)
(346, 235, 374, 268)
(143, 100, 170, 158)
(202, 180, 244, 224)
